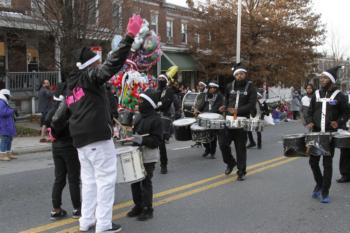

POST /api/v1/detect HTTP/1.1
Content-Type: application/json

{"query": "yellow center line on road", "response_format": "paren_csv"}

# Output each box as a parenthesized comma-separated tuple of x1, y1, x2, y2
(20, 156, 289, 233)
(57, 157, 299, 233)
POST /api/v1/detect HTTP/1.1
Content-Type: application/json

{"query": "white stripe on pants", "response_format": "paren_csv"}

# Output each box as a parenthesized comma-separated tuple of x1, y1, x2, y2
(77, 139, 117, 233)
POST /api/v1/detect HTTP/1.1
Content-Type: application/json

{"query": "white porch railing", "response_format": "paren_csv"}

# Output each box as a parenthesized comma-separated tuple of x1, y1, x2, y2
(5, 71, 60, 92)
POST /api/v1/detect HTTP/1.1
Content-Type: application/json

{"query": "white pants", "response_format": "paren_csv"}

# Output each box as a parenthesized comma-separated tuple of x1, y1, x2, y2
(77, 139, 117, 233)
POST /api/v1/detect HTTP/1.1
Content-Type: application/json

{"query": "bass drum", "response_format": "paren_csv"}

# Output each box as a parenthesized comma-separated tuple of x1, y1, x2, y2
(283, 134, 306, 157)
(305, 132, 332, 156)
(173, 118, 196, 141)
(182, 92, 200, 117)
(333, 133, 350, 149)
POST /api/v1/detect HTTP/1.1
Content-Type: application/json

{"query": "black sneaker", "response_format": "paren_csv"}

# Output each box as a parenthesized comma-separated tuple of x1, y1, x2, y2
(237, 171, 246, 181)
(209, 154, 216, 159)
(50, 209, 67, 221)
(101, 223, 122, 233)
(127, 206, 143, 217)
(246, 143, 256, 148)
(160, 166, 168, 174)
(72, 209, 81, 219)
(137, 208, 153, 221)
(202, 151, 210, 157)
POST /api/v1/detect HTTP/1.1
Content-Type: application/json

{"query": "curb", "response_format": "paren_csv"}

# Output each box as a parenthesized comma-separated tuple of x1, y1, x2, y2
(13, 146, 52, 155)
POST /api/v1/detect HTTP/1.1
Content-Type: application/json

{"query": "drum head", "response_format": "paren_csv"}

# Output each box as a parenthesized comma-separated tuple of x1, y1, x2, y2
(190, 123, 206, 131)
(173, 118, 196, 127)
(283, 134, 305, 139)
(226, 116, 247, 121)
(116, 146, 138, 154)
(333, 133, 350, 139)
(198, 113, 223, 120)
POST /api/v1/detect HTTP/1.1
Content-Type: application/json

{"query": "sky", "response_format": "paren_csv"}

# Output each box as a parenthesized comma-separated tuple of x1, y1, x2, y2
(167, 0, 350, 58)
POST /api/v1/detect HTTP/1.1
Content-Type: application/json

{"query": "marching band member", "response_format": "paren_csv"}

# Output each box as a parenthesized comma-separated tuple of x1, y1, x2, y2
(126, 89, 162, 221)
(156, 66, 178, 174)
(195, 81, 223, 159)
(193, 81, 207, 113)
(218, 63, 257, 181)
(305, 66, 348, 203)
(66, 15, 142, 232)
(247, 92, 269, 149)
(337, 92, 350, 183)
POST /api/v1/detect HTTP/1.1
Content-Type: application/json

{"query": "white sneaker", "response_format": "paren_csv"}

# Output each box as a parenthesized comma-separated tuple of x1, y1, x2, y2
(79, 223, 95, 232)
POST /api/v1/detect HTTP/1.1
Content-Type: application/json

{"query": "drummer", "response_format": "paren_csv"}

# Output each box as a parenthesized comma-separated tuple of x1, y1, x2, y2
(157, 73, 175, 174)
(193, 81, 207, 114)
(194, 81, 224, 159)
(337, 91, 350, 184)
(218, 63, 257, 181)
(305, 66, 348, 203)
(126, 89, 162, 221)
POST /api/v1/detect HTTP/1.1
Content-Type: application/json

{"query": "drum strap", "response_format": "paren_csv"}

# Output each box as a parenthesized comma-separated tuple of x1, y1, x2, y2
(230, 81, 251, 109)
(315, 89, 340, 132)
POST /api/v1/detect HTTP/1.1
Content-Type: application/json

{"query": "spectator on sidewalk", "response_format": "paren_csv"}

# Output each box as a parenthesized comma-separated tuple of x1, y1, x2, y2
(0, 89, 17, 161)
(45, 83, 81, 221)
(290, 91, 301, 120)
(38, 79, 53, 142)
(301, 84, 314, 125)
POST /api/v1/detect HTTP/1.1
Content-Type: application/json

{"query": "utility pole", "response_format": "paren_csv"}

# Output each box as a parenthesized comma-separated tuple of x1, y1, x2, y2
(236, 0, 242, 64)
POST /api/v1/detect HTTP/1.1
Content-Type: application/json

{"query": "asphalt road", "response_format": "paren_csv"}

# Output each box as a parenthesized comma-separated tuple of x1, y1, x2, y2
(1, 121, 350, 233)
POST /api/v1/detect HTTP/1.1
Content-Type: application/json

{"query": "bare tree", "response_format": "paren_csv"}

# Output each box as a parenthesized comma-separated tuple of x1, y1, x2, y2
(188, 0, 325, 87)
(1, 0, 122, 76)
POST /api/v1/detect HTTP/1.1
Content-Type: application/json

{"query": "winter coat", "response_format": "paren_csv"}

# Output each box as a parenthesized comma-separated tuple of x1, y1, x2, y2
(44, 83, 73, 148)
(224, 79, 257, 118)
(305, 87, 348, 132)
(197, 92, 224, 114)
(38, 87, 53, 113)
(133, 108, 163, 163)
(0, 94, 16, 136)
(66, 35, 133, 148)
(157, 87, 175, 118)
(290, 94, 301, 111)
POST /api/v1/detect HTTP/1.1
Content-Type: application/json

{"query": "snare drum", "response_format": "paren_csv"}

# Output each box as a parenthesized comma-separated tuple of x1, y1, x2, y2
(333, 133, 350, 149)
(226, 116, 249, 129)
(305, 132, 332, 156)
(283, 134, 306, 157)
(182, 92, 200, 117)
(116, 146, 145, 183)
(173, 118, 196, 141)
(245, 119, 264, 132)
(198, 113, 225, 129)
(190, 123, 215, 143)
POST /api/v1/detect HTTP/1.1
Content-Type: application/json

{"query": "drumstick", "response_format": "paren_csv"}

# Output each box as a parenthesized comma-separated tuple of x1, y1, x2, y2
(114, 134, 150, 142)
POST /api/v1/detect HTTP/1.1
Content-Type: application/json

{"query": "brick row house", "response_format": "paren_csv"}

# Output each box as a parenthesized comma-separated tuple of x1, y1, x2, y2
(0, 0, 204, 113)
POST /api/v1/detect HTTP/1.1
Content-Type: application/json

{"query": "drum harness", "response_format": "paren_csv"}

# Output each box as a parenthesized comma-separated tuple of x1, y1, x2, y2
(315, 89, 340, 133)
(229, 80, 251, 119)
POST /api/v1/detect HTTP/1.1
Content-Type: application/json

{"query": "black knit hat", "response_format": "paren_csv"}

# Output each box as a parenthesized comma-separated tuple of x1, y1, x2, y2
(232, 62, 247, 76)
(140, 88, 159, 109)
(208, 80, 219, 88)
(321, 66, 344, 84)
(76, 47, 101, 70)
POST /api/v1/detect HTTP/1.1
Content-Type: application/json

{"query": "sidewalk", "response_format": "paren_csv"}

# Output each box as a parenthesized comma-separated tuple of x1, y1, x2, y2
(12, 136, 52, 154)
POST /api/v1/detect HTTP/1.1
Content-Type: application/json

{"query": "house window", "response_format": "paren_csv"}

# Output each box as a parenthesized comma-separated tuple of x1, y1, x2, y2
(27, 47, 39, 72)
(181, 23, 187, 44)
(166, 20, 173, 43)
(150, 13, 158, 33)
(0, 0, 11, 7)
(194, 33, 200, 46)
